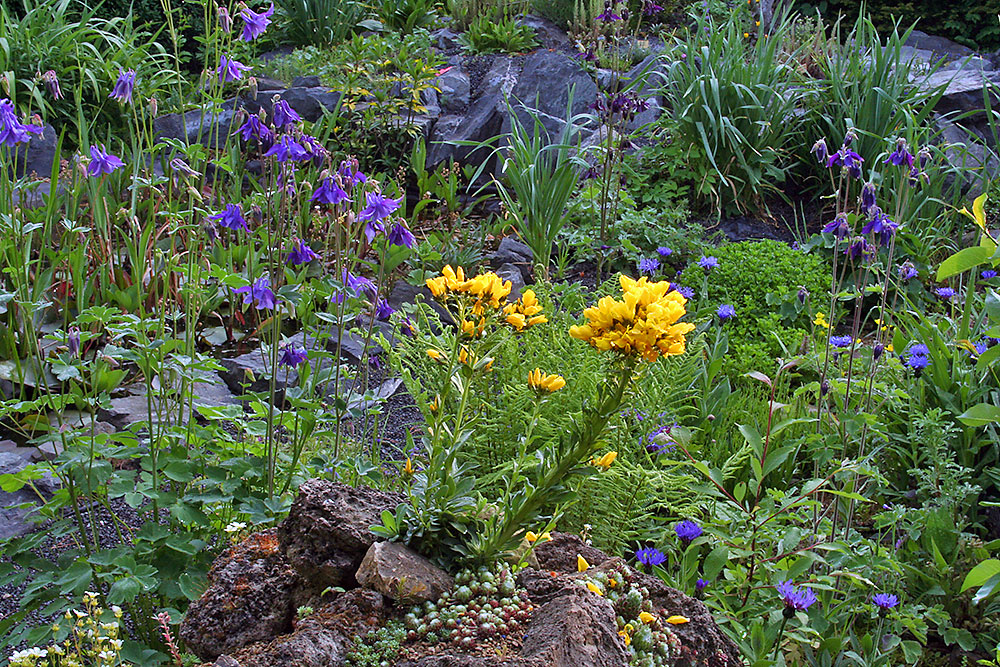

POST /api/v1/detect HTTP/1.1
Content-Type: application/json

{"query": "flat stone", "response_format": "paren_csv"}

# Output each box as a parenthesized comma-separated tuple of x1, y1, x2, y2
(437, 67, 471, 112)
(905, 30, 974, 60)
(0, 452, 59, 539)
(356, 541, 454, 604)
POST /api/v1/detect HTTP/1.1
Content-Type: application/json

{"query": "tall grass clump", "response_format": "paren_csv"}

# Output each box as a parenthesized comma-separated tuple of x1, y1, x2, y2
(276, 0, 375, 46)
(660, 5, 806, 214)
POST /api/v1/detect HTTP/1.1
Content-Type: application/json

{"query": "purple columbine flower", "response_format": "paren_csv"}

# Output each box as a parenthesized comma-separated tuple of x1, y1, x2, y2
(828, 144, 864, 179)
(67, 326, 80, 357)
(983, 269, 998, 280)
(829, 335, 853, 349)
(639, 257, 660, 275)
(286, 239, 319, 266)
(698, 256, 718, 272)
(844, 237, 873, 261)
(656, 246, 672, 258)
(240, 2, 275, 41)
(359, 191, 403, 223)
(234, 275, 280, 310)
(87, 144, 124, 176)
(218, 55, 251, 83)
(860, 182, 877, 211)
(278, 343, 308, 367)
(581, 165, 601, 180)
(218, 4, 233, 32)
(885, 138, 914, 168)
(0, 99, 42, 147)
(210, 203, 248, 231)
(872, 593, 899, 610)
(643, 0, 663, 14)
(596, 8, 622, 21)
(935, 287, 955, 301)
(811, 138, 829, 165)
(388, 222, 416, 249)
(674, 520, 702, 543)
(861, 206, 897, 246)
(899, 263, 918, 281)
(272, 98, 301, 129)
(822, 213, 850, 240)
(236, 115, 274, 149)
(776, 580, 818, 613)
(375, 297, 395, 320)
(264, 135, 308, 162)
(42, 70, 63, 100)
(635, 547, 667, 567)
(311, 178, 350, 206)
(338, 160, 367, 189)
(341, 269, 376, 300)
(109, 69, 136, 104)
(717, 304, 736, 321)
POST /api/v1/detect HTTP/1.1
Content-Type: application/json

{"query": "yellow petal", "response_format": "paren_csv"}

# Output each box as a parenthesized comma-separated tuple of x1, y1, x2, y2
(585, 581, 603, 596)
(638, 612, 656, 624)
(526, 531, 538, 543)
(577, 555, 590, 572)
(666, 615, 690, 625)
(540, 532, 552, 541)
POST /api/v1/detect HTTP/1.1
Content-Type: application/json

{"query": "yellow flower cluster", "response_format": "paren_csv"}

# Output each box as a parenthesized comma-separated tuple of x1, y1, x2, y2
(568, 276, 695, 362)
(426, 265, 512, 315)
(527, 368, 566, 393)
(504, 290, 548, 331)
(813, 312, 830, 330)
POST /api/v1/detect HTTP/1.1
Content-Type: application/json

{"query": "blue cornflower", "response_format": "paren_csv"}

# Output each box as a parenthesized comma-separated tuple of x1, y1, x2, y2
(286, 239, 319, 266)
(87, 144, 124, 177)
(656, 246, 672, 258)
(899, 263, 918, 281)
(983, 269, 998, 280)
(218, 55, 251, 83)
(234, 275, 280, 310)
(717, 304, 736, 321)
(829, 335, 853, 349)
(776, 580, 818, 612)
(635, 547, 667, 567)
(311, 178, 350, 206)
(278, 343, 308, 367)
(674, 520, 702, 543)
(272, 98, 301, 129)
(264, 135, 308, 162)
(639, 257, 660, 275)
(884, 138, 914, 168)
(872, 593, 899, 610)
(698, 256, 718, 272)
(907, 343, 929, 357)
(240, 3, 275, 41)
(935, 287, 955, 301)
(674, 285, 694, 299)
(210, 203, 248, 231)
(906, 344, 930, 373)
(388, 222, 416, 249)
(109, 69, 136, 104)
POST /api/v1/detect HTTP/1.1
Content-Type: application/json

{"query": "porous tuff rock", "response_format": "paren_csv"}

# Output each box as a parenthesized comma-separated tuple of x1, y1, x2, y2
(355, 540, 455, 603)
(180, 529, 299, 661)
(398, 656, 539, 667)
(519, 533, 742, 667)
(521, 590, 628, 667)
(208, 589, 386, 667)
(278, 479, 405, 590)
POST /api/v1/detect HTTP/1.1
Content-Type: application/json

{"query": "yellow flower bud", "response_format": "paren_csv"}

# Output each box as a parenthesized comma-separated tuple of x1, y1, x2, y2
(577, 555, 590, 572)
(426, 349, 445, 362)
(639, 611, 656, 624)
(585, 581, 603, 596)
(666, 615, 690, 625)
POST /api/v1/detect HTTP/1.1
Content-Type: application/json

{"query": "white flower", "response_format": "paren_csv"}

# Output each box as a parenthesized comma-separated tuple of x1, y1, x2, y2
(225, 521, 247, 533)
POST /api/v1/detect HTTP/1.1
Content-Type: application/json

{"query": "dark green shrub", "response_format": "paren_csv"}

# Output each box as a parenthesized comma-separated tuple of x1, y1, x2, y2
(679, 240, 830, 375)
(796, 0, 1000, 50)
(458, 14, 538, 53)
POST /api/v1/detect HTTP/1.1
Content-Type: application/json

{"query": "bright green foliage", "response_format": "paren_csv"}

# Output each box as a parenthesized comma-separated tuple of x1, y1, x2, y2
(458, 14, 539, 54)
(680, 240, 829, 375)
(345, 621, 408, 665)
(622, 118, 716, 211)
(376, 0, 439, 34)
(0, 0, 178, 143)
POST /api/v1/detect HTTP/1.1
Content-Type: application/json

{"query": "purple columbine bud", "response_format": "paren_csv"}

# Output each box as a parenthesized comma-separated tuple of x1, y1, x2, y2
(811, 138, 828, 165)
(861, 182, 877, 211)
(820, 380, 830, 397)
(873, 342, 884, 361)
(797, 286, 809, 304)
(67, 326, 80, 357)
(844, 129, 857, 147)
(918, 147, 931, 169)
(218, 4, 233, 33)
(42, 70, 63, 100)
